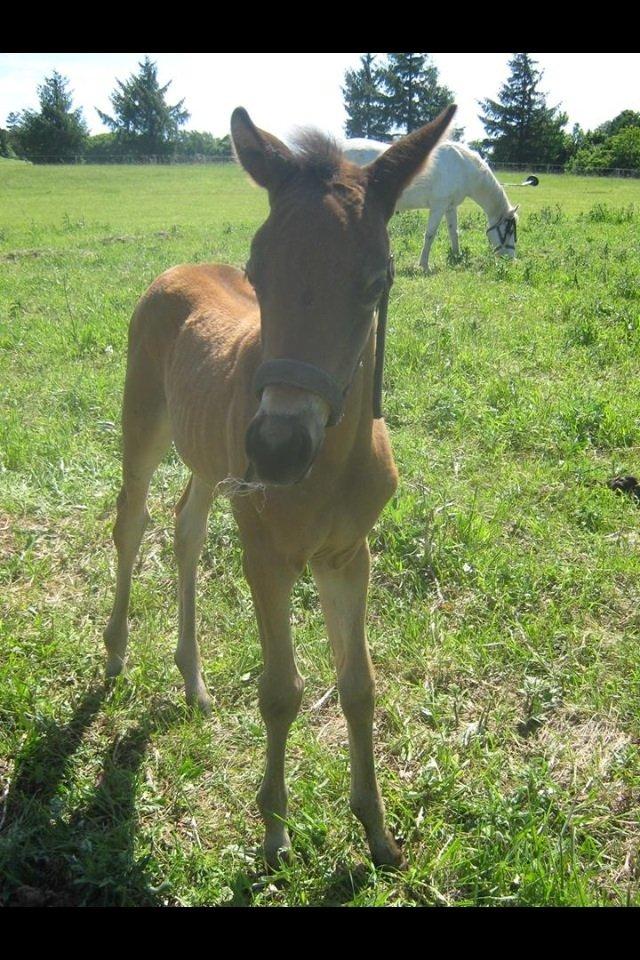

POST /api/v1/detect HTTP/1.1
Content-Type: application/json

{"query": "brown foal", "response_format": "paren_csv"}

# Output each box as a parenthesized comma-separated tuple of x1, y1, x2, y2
(104, 104, 456, 868)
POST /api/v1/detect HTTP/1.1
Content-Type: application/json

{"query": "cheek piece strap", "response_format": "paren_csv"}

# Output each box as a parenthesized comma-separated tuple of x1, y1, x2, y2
(372, 254, 395, 420)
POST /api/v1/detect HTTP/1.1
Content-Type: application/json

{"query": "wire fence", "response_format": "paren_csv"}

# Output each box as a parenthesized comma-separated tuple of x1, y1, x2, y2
(6, 153, 640, 178)
(7, 153, 235, 165)
(491, 161, 640, 179)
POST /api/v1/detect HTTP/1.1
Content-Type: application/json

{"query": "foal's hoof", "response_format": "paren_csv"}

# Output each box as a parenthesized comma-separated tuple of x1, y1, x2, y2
(184, 678, 213, 716)
(105, 654, 126, 679)
(371, 833, 407, 871)
(263, 836, 293, 872)
(186, 689, 213, 717)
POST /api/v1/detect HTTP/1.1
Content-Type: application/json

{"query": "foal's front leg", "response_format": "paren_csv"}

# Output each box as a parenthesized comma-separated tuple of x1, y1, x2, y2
(242, 544, 304, 867)
(312, 541, 405, 868)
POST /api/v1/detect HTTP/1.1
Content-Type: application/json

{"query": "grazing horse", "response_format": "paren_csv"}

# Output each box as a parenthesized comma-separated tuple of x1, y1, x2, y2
(343, 138, 519, 271)
(103, 104, 456, 869)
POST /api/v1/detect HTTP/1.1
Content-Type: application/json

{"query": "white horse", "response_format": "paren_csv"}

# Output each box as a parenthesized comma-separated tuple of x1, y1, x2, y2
(344, 138, 519, 271)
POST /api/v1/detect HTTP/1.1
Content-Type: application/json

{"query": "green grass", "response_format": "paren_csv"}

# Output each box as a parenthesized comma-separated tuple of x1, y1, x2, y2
(1, 161, 639, 906)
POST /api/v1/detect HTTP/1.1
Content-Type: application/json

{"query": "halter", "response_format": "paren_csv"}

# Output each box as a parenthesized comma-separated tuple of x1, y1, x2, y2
(487, 215, 517, 251)
(252, 255, 395, 427)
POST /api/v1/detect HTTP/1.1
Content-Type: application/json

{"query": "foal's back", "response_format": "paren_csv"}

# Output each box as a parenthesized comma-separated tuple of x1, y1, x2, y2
(128, 262, 261, 486)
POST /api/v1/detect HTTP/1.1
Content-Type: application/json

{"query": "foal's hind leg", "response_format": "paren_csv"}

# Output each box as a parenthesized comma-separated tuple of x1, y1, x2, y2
(174, 474, 214, 714)
(312, 541, 405, 868)
(104, 357, 172, 677)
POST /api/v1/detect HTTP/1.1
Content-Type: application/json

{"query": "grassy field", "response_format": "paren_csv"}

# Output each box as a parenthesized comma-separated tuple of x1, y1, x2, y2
(1, 160, 639, 907)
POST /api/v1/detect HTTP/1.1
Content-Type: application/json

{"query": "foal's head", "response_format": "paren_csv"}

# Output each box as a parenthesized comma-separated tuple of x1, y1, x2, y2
(232, 105, 456, 485)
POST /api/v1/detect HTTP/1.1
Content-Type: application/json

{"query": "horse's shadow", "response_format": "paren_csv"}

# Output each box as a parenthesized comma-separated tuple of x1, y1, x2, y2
(2, 680, 382, 906)
(221, 862, 373, 907)
(1, 681, 184, 906)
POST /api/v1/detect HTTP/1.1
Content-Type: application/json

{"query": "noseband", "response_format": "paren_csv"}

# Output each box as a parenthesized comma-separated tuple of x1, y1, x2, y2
(487, 216, 517, 250)
(252, 256, 395, 427)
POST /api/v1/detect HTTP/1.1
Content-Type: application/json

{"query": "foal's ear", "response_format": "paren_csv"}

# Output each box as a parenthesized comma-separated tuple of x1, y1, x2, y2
(366, 105, 458, 219)
(231, 107, 298, 196)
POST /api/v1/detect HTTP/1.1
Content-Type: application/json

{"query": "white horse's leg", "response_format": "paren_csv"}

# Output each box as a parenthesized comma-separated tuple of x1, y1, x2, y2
(174, 474, 214, 714)
(418, 205, 445, 272)
(312, 542, 405, 868)
(445, 205, 460, 258)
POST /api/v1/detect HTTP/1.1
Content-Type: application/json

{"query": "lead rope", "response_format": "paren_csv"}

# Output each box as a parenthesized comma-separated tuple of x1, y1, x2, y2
(372, 254, 395, 420)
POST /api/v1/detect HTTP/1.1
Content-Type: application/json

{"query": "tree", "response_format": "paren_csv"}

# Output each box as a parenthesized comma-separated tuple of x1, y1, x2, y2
(7, 72, 88, 163)
(596, 109, 640, 138)
(599, 126, 640, 168)
(564, 109, 640, 170)
(0, 128, 16, 158)
(342, 53, 462, 142)
(97, 56, 190, 159)
(84, 133, 120, 163)
(478, 53, 569, 163)
(174, 131, 232, 160)
(381, 53, 458, 136)
(569, 126, 640, 173)
(342, 54, 388, 140)
(467, 139, 490, 160)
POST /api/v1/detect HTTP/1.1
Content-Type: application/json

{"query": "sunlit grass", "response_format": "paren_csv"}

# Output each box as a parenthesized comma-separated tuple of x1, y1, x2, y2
(1, 163, 639, 905)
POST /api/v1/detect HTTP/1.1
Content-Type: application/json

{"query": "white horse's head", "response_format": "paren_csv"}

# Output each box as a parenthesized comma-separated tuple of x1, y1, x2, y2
(487, 205, 519, 259)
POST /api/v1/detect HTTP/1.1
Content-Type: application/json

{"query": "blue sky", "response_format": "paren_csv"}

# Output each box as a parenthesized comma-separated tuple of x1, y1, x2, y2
(1, 53, 638, 145)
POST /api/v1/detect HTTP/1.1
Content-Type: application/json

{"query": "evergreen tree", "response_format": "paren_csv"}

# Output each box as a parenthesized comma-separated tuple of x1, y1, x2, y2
(0, 128, 17, 158)
(381, 53, 456, 136)
(467, 139, 489, 160)
(478, 53, 569, 163)
(97, 57, 190, 159)
(342, 54, 389, 140)
(7, 72, 88, 163)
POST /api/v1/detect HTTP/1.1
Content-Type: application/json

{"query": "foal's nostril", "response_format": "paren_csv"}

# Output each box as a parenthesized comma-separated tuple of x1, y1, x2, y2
(245, 414, 314, 484)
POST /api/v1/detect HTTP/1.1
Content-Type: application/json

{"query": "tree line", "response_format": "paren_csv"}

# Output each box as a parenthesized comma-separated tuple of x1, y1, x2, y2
(2, 58, 231, 163)
(344, 53, 640, 173)
(2, 54, 639, 172)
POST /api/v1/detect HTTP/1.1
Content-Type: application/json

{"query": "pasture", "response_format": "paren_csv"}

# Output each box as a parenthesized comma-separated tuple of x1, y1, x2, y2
(1, 159, 639, 906)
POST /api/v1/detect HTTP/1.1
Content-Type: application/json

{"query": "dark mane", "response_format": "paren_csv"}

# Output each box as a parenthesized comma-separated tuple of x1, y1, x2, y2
(289, 128, 345, 184)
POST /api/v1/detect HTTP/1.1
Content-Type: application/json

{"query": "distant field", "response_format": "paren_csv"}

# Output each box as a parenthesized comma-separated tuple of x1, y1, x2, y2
(1, 161, 639, 906)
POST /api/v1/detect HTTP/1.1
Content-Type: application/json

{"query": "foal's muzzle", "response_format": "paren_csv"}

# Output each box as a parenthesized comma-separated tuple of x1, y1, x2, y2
(245, 412, 316, 486)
